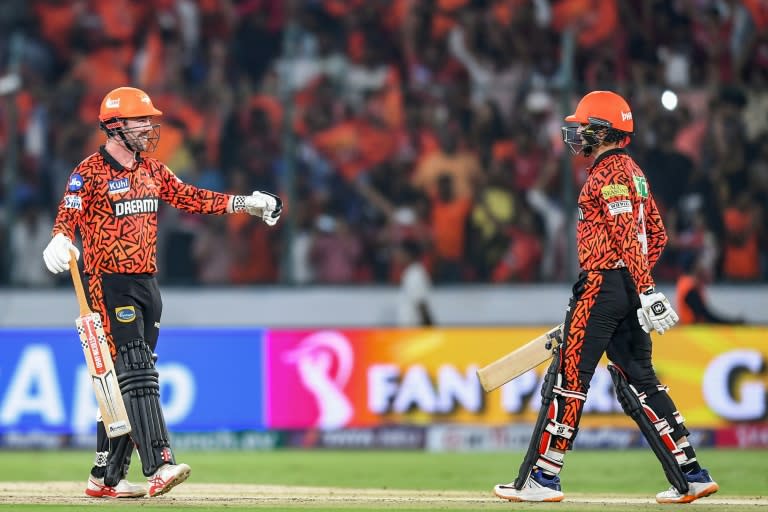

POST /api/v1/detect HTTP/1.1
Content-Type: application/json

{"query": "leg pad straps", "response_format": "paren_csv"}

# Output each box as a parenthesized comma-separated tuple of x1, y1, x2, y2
(608, 363, 689, 494)
(116, 339, 176, 477)
(513, 350, 585, 488)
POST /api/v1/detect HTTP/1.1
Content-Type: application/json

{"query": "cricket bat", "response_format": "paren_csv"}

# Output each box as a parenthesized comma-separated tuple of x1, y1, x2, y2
(477, 324, 565, 392)
(69, 251, 131, 438)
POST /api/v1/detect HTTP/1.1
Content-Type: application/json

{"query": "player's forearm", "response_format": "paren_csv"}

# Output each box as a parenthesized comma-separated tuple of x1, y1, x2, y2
(52, 216, 77, 241)
(622, 239, 654, 291)
(645, 196, 668, 268)
(606, 217, 653, 291)
(164, 185, 231, 214)
(646, 227, 668, 268)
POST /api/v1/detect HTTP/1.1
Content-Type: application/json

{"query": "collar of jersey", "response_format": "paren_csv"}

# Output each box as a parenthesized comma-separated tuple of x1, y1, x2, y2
(589, 147, 627, 172)
(99, 145, 144, 172)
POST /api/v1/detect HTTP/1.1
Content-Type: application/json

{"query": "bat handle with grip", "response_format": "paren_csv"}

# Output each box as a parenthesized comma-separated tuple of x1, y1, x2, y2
(69, 250, 92, 316)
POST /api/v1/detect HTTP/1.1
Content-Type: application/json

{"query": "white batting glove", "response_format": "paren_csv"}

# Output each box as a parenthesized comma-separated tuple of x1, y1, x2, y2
(636, 308, 653, 333)
(43, 233, 79, 274)
(638, 289, 679, 335)
(233, 191, 283, 226)
(248, 190, 282, 226)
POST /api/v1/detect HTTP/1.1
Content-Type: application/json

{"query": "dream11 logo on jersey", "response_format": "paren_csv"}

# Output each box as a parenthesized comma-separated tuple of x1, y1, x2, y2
(268, 331, 354, 430)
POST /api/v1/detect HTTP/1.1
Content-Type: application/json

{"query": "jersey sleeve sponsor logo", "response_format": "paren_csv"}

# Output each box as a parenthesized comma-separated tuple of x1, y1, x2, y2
(63, 195, 82, 210)
(68, 173, 84, 192)
(108, 178, 130, 194)
(115, 306, 136, 323)
(633, 175, 648, 198)
(601, 184, 629, 199)
(607, 199, 632, 216)
(113, 198, 159, 217)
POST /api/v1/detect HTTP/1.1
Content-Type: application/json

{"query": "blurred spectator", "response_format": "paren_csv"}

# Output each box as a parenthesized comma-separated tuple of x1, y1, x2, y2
(491, 206, 543, 283)
(447, 9, 526, 119)
(9, 197, 54, 287)
(431, 173, 472, 283)
(411, 125, 483, 201)
(228, 213, 279, 284)
(468, 156, 516, 280)
(395, 240, 434, 327)
(1, 0, 767, 286)
(642, 115, 694, 213)
(225, 169, 280, 284)
(192, 216, 232, 285)
(721, 192, 760, 281)
(309, 213, 363, 283)
(676, 253, 744, 325)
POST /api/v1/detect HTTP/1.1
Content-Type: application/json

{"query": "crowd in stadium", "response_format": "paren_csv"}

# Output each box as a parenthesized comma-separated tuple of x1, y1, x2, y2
(1, 0, 766, 286)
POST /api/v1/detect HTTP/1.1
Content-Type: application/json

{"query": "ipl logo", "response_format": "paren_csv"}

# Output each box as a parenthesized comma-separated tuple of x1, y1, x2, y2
(283, 331, 354, 429)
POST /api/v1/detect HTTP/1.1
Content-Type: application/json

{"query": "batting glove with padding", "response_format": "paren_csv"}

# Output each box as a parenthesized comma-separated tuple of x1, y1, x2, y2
(233, 191, 283, 226)
(637, 288, 679, 335)
(254, 190, 282, 226)
(43, 233, 80, 274)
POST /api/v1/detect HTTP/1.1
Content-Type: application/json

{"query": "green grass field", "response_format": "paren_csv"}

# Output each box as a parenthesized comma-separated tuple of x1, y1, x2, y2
(0, 449, 766, 511)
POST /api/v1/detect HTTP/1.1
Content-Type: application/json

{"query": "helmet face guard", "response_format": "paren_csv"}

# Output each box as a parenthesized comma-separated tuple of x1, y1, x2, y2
(101, 118, 161, 153)
(562, 124, 603, 157)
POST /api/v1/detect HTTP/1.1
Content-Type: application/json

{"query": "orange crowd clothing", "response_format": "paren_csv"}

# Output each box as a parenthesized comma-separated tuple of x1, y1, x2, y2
(675, 274, 697, 325)
(247, 94, 284, 132)
(552, 0, 618, 49)
(432, 198, 472, 260)
(312, 120, 398, 181)
(411, 151, 482, 201)
(744, 0, 768, 30)
(722, 208, 760, 280)
(34, 1, 78, 61)
(227, 215, 278, 283)
(136, 29, 167, 89)
(323, 0, 365, 18)
(53, 147, 232, 275)
(491, 227, 542, 282)
(431, 0, 469, 39)
(576, 148, 666, 292)
(71, 48, 132, 97)
(676, 272, 741, 324)
(91, 0, 137, 44)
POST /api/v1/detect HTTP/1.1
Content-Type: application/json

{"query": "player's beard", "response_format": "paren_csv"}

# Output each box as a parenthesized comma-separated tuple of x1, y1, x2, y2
(122, 124, 161, 153)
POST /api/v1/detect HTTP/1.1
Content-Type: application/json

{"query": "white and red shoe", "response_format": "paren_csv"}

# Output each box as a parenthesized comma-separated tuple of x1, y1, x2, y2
(85, 476, 146, 498)
(147, 463, 191, 497)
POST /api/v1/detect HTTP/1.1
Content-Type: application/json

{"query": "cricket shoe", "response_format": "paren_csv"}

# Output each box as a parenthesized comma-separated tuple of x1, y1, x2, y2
(656, 468, 719, 504)
(494, 469, 564, 502)
(147, 463, 191, 497)
(85, 475, 147, 498)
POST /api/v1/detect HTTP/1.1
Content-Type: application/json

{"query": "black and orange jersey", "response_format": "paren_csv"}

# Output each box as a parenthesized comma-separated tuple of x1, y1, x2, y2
(53, 146, 232, 274)
(576, 148, 667, 292)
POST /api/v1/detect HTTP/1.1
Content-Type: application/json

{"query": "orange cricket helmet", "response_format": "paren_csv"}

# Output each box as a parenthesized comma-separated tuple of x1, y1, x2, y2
(99, 87, 163, 122)
(562, 90, 634, 156)
(99, 87, 163, 153)
(564, 90, 633, 133)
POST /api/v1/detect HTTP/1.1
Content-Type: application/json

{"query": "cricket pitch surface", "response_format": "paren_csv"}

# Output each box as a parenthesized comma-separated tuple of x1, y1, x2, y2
(0, 482, 766, 509)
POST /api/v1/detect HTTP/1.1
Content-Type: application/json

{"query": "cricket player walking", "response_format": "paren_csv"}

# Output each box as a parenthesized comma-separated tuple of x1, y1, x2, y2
(43, 87, 282, 498)
(493, 91, 718, 504)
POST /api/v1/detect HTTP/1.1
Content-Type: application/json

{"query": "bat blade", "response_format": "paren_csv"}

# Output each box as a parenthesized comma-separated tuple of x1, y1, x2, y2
(77, 312, 131, 438)
(477, 324, 564, 392)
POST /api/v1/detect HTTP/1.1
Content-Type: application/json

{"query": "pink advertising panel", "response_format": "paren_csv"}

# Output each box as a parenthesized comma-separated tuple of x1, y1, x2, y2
(265, 327, 768, 429)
